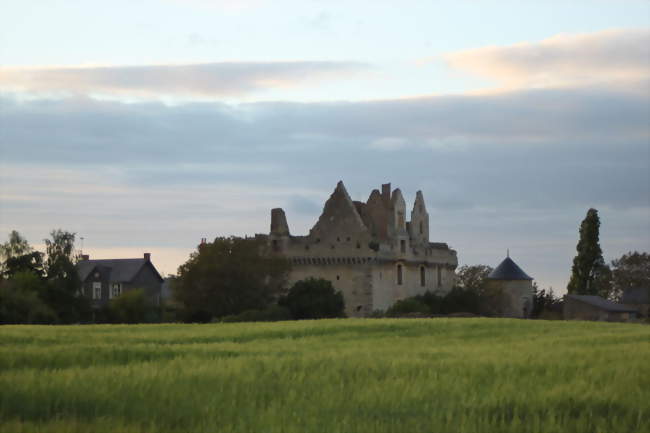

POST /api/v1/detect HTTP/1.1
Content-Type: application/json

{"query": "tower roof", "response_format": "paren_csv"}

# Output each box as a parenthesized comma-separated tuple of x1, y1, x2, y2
(487, 256, 533, 280)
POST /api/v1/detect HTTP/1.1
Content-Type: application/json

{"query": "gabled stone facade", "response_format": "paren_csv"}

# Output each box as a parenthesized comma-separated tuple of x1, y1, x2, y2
(264, 181, 458, 317)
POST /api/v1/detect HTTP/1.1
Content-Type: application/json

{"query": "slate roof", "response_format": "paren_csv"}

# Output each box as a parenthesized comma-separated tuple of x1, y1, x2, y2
(566, 294, 638, 313)
(487, 256, 533, 280)
(621, 287, 650, 304)
(76, 259, 162, 283)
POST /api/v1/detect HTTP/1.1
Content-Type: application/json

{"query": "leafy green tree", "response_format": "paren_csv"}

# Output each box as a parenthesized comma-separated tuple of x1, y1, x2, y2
(174, 236, 290, 322)
(1, 231, 43, 278)
(610, 251, 650, 300)
(279, 278, 345, 319)
(0, 272, 57, 324)
(532, 284, 563, 319)
(42, 229, 88, 323)
(567, 209, 610, 296)
(455, 264, 493, 295)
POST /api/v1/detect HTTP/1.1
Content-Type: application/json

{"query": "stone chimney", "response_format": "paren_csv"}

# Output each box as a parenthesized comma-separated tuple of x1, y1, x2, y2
(144, 253, 151, 262)
(381, 183, 391, 206)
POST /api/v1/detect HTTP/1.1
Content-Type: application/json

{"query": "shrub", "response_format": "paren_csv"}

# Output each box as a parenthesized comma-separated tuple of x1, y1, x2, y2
(109, 289, 155, 324)
(219, 305, 292, 323)
(443, 286, 481, 315)
(386, 298, 431, 317)
(279, 278, 345, 319)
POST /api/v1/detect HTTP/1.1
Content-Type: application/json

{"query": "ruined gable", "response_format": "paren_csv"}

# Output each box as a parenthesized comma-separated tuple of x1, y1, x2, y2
(409, 191, 429, 246)
(309, 181, 368, 241)
(365, 189, 389, 240)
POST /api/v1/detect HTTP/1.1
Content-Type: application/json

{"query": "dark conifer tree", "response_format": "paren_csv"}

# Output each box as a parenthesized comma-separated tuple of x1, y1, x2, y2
(567, 208, 610, 295)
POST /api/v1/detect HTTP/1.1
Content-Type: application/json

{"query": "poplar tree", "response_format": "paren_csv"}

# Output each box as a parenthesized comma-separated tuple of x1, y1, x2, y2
(567, 208, 610, 296)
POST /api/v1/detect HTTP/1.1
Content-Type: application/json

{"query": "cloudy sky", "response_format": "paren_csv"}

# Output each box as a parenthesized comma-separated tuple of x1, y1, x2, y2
(1, 0, 649, 292)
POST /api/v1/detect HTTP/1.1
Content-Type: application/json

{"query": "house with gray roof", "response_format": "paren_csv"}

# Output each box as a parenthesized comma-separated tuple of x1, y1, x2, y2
(76, 253, 163, 307)
(563, 294, 638, 322)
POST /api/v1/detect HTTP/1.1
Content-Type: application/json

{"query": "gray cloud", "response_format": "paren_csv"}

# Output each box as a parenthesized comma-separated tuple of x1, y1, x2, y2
(0, 61, 367, 97)
(1, 81, 648, 292)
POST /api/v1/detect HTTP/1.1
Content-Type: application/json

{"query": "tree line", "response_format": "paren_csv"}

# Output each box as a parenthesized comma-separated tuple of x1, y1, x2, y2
(2, 208, 648, 324)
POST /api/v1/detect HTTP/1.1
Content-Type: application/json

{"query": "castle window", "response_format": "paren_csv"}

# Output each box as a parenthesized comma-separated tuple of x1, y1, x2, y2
(397, 264, 403, 285)
(400, 239, 406, 253)
(92, 282, 101, 300)
(346, 237, 351, 241)
(337, 237, 340, 242)
(356, 241, 361, 249)
(420, 266, 425, 287)
(336, 275, 340, 280)
(356, 305, 362, 312)
(272, 240, 280, 252)
(437, 266, 442, 287)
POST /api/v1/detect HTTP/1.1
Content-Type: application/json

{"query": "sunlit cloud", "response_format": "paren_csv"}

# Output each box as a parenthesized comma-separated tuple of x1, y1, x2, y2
(440, 28, 650, 89)
(0, 61, 368, 98)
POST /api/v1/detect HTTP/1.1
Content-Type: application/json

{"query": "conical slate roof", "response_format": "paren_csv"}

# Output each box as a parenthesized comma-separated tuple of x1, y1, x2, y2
(487, 256, 532, 280)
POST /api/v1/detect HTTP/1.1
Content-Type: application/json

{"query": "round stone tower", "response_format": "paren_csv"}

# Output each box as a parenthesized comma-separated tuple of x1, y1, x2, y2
(485, 255, 534, 318)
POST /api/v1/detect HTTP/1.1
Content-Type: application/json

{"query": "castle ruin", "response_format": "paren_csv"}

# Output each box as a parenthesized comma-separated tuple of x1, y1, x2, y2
(265, 181, 458, 317)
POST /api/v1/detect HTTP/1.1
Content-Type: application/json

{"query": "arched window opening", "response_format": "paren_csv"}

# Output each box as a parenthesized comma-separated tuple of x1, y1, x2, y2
(400, 239, 406, 253)
(437, 266, 442, 287)
(420, 266, 425, 287)
(397, 264, 403, 285)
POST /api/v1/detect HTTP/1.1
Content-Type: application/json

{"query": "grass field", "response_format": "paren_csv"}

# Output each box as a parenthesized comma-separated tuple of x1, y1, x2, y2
(1, 319, 648, 433)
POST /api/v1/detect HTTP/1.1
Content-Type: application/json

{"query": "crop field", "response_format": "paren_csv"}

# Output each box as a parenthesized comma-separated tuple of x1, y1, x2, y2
(1, 319, 648, 433)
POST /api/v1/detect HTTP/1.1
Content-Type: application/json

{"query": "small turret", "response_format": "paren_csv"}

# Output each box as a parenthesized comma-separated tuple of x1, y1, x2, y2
(270, 208, 290, 236)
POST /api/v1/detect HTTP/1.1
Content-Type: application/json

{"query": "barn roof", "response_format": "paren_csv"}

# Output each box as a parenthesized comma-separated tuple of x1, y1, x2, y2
(76, 258, 162, 283)
(566, 294, 638, 313)
(487, 256, 533, 280)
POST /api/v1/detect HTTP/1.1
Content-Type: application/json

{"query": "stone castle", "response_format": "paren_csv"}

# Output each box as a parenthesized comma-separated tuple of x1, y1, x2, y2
(265, 181, 458, 317)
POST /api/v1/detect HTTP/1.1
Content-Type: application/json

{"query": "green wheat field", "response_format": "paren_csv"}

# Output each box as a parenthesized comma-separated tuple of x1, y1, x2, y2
(1, 319, 648, 433)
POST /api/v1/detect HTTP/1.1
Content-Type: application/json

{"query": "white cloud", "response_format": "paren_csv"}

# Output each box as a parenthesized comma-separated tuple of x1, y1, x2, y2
(443, 28, 650, 89)
(0, 61, 367, 98)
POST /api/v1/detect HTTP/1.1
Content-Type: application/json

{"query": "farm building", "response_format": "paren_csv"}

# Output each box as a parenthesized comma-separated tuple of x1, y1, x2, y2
(563, 294, 638, 322)
(76, 253, 164, 307)
(620, 287, 649, 319)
